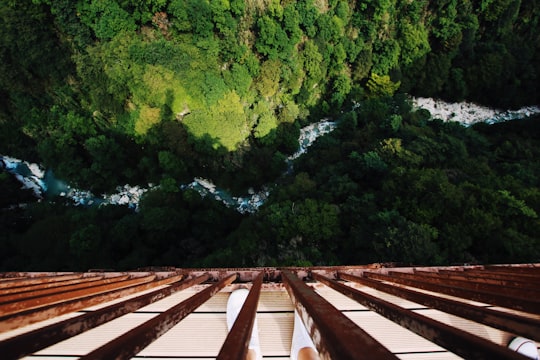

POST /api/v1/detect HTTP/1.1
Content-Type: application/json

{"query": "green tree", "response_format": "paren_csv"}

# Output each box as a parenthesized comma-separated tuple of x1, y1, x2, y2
(366, 73, 401, 97)
(371, 210, 441, 264)
(77, 0, 137, 40)
(331, 73, 352, 107)
(255, 60, 281, 98)
(398, 21, 430, 66)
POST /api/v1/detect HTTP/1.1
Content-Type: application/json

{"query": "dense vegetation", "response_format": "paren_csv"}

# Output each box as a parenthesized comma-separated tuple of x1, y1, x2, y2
(1, 0, 539, 270)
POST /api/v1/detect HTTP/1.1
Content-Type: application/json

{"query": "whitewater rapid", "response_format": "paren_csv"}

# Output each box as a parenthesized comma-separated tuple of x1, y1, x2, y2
(413, 97, 540, 126)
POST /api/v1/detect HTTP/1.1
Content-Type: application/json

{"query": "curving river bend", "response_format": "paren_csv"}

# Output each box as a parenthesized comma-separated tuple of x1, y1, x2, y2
(2, 98, 539, 213)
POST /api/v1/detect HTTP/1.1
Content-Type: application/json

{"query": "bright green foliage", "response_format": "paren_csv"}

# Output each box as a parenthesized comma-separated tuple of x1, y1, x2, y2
(255, 60, 281, 98)
(183, 91, 248, 151)
(301, 40, 324, 82)
(372, 39, 400, 74)
(331, 74, 352, 107)
(2, 0, 540, 270)
(297, 0, 319, 37)
(253, 101, 278, 140)
(230, 0, 245, 16)
(283, 4, 302, 43)
(255, 15, 293, 60)
(167, 1, 191, 32)
(316, 14, 344, 43)
(366, 73, 401, 97)
(223, 64, 253, 97)
(335, 0, 351, 21)
(135, 105, 161, 135)
(278, 101, 300, 124)
(398, 21, 430, 66)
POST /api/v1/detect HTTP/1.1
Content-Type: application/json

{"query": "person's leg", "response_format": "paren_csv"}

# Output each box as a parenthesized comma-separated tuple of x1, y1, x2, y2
(290, 311, 320, 360)
(297, 347, 319, 360)
(246, 349, 258, 360)
(508, 337, 539, 359)
(226, 288, 262, 360)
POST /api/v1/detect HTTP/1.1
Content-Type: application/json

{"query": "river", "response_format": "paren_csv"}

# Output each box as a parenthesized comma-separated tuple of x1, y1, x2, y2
(2, 97, 539, 213)
(1, 118, 338, 213)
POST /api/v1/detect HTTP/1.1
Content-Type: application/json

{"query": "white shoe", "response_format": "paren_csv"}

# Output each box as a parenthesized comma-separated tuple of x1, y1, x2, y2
(226, 289, 262, 360)
(290, 310, 317, 360)
(508, 337, 539, 359)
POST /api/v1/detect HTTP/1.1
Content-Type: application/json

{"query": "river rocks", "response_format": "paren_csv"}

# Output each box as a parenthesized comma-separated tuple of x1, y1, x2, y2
(27, 163, 45, 179)
(185, 178, 270, 213)
(288, 120, 337, 161)
(1, 155, 152, 210)
(14, 174, 43, 198)
(2, 157, 45, 198)
(413, 97, 540, 125)
(234, 190, 270, 214)
(105, 184, 150, 209)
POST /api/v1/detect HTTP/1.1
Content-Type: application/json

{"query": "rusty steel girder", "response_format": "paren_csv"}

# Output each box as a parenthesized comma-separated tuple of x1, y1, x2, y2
(81, 273, 237, 360)
(281, 269, 397, 360)
(217, 272, 264, 360)
(338, 271, 540, 342)
(0, 273, 212, 359)
(313, 272, 529, 360)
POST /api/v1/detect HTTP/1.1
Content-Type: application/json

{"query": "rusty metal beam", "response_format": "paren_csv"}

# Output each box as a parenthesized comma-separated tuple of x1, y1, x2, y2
(0, 275, 104, 296)
(363, 272, 540, 314)
(0, 274, 215, 359)
(313, 272, 527, 360)
(483, 265, 540, 274)
(338, 272, 540, 342)
(461, 269, 540, 282)
(0, 275, 134, 316)
(415, 269, 540, 288)
(0, 274, 83, 289)
(389, 270, 540, 299)
(281, 270, 397, 360)
(81, 273, 237, 360)
(0, 276, 118, 304)
(217, 272, 263, 360)
(0, 274, 157, 332)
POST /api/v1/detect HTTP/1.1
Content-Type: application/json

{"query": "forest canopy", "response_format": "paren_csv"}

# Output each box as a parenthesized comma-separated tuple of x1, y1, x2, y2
(1, 0, 539, 270)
